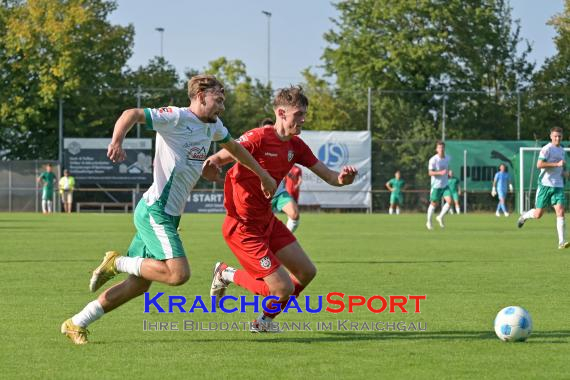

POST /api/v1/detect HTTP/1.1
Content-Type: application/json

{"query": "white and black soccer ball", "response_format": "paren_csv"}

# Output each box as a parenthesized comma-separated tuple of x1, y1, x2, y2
(494, 306, 533, 342)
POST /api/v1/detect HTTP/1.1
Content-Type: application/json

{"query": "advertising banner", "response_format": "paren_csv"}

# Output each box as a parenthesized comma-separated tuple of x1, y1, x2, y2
(184, 191, 225, 213)
(64, 138, 153, 184)
(297, 131, 371, 208)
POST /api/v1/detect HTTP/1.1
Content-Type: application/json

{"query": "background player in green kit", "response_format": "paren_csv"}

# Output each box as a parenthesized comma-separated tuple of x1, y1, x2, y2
(61, 75, 276, 345)
(427, 141, 452, 230)
(385, 170, 405, 215)
(444, 169, 461, 214)
(518, 127, 570, 249)
(37, 163, 56, 214)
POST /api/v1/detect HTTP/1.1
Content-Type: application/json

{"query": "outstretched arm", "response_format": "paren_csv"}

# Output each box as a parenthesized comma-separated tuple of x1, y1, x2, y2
(108, 109, 146, 163)
(309, 161, 358, 187)
(216, 140, 277, 198)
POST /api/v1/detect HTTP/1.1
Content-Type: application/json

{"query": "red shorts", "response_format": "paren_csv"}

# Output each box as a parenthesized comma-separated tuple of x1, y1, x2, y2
(222, 215, 296, 280)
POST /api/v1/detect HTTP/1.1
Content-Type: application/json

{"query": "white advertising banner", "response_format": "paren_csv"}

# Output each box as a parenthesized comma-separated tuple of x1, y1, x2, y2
(297, 131, 371, 208)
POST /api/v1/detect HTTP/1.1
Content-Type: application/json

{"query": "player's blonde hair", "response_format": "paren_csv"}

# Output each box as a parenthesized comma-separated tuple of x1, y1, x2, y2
(187, 75, 224, 100)
(273, 86, 309, 109)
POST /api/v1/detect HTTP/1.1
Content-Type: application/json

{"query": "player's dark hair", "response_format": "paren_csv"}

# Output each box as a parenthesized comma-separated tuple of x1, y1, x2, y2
(187, 75, 224, 100)
(259, 118, 274, 127)
(436, 140, 445, 147)
(551, 127, 563, 134)
(273, 86, 309, 109)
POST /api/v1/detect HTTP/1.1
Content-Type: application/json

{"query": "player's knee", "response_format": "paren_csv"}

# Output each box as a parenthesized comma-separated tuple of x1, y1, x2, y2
(168, 268, 191, 286)
(273, 282, 295, 300)
(291, 210, 300, 220)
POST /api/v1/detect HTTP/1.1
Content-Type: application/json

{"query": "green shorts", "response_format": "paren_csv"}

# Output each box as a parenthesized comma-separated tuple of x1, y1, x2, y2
(42, 187, 54, 200)
(272, 191, 293, 213)
(430, 186, 449, 202)
(127, 199, 185, 260)
(535, 185, 565, 209)
(390, 192, 403, 205)
(443, 189, 460, 202)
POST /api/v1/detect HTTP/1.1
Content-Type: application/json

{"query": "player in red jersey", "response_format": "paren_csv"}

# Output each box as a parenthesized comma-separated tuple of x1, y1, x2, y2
(203, 86, 357, 332)
(285, 165, 303, 202)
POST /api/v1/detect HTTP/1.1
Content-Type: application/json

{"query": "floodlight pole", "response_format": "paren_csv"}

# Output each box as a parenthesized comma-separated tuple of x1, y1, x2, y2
(441, 94, 446, 141)
(261, 11, 272, 85)
(517, 91, 521, 140)
(367, 87, 372, 131)
(155, 27, 165, 57)
(58, 95, 63, 169)
(136, 85, 142, 138)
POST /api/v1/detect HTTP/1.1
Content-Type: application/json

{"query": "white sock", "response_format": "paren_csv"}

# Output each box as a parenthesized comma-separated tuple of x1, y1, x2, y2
(41, 200, 47, 213)
(389, 208, 393, 215)
(522, 209, 536, 220)
(455, 206, 461, 214)
(115, 256, 143, 276)
(396, 207, 400, 215)
(286, 218, 299, 233)
(47, 200, 52, 213)
(71, 300, 104, 328)
(221, 267, 236, 283)
(439, 202, 450, 218)
(557, 217, 565, 245)
(257, 313, 273, 323)
(427, 204, 435, 223)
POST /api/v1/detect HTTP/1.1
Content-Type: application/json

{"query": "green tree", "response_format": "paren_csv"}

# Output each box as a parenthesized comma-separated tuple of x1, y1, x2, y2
(204, 57, 272, 136)
(300, 68, 351, 131)
(528, 0, 570, 137)
(0, 0, 134, 159)
(321, 0, 533, 193)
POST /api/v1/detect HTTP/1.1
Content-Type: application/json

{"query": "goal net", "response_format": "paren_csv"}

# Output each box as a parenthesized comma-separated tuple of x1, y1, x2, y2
(518, 147, 570, 214)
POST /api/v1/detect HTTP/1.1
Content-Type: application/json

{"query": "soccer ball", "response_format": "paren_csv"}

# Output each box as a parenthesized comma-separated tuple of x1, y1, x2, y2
(494, 306, 533, 342)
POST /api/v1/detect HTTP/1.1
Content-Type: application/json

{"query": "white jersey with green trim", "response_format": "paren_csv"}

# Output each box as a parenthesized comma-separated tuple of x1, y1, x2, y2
(142, 106, 230, 216)
(538, 142, 565, 188)
(428, 154, 450, 189)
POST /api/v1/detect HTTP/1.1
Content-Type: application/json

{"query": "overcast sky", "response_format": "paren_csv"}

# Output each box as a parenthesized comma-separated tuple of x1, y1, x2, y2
(108, 0, 565, 89)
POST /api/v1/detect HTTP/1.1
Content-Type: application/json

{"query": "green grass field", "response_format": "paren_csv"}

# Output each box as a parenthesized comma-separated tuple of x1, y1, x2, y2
(1, 212, 570, 379)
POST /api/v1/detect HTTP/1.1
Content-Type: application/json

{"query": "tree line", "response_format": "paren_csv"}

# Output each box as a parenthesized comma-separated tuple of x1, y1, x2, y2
(1, 0, 569, 188)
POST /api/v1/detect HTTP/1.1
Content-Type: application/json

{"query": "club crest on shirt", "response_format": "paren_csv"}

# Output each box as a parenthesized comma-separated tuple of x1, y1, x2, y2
(288, 150, 294, 162)
(260, 256, 272, 269)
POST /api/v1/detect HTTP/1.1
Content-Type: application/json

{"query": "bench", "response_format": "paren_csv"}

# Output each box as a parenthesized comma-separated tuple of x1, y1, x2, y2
(76, 202, 132, 213)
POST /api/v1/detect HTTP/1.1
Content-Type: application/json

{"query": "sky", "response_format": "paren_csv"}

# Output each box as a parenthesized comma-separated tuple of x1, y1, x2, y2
(108, 0, 565, 89)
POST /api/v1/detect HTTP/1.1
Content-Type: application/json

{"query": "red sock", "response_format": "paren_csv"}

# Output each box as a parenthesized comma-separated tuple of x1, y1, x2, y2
(263, 277, 305, 319)
(233, 269, 270, 296)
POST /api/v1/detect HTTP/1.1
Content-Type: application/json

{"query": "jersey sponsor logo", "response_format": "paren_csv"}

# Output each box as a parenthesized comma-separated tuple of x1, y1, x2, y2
(318, 143, 349, 168)
(260, 256, 272, 269)
(264, 152, 278, 157)
(158, 107, 173, 113)
(188, 146, 207, 161)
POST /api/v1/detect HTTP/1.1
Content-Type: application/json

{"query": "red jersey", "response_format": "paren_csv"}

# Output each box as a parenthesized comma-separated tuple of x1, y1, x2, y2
(224, 126, 318, 224)
(285, 165, 302, 201)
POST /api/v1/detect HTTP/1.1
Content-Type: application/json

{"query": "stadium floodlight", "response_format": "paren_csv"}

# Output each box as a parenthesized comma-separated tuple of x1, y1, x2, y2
(155, 27, 165, 58)
(261, 11, 271, 85)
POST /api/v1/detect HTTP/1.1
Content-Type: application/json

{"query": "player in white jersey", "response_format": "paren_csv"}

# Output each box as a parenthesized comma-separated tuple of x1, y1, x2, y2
(518, 127, 570, 249)
(61, 75, 277, 345)
(426, 141, 452, 230)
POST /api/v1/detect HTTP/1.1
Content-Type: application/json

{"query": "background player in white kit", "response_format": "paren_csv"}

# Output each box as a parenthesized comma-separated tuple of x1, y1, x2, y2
(426, 141, 452, 230)
(61, 75, 277, 344)
(518, 127, 570, 249)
